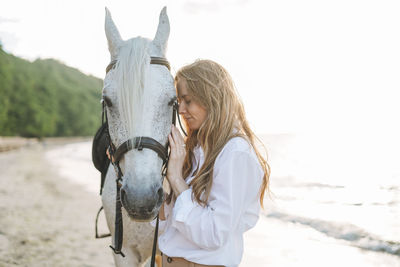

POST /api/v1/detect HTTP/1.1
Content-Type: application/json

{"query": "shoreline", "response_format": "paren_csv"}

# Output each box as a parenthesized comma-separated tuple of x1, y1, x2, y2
(0, 136, 92, 152)
(0, 137, 39, 152)
(0, 143, 113, 266)
(2, 139, 400, 266)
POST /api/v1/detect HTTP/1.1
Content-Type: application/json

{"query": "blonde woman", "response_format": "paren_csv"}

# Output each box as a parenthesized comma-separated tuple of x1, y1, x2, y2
(159, 59, 270, 267)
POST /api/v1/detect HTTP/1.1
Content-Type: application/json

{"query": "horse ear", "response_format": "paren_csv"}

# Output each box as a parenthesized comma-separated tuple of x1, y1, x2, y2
(151, 6, 170, 57)
(105, 7, 123, 60)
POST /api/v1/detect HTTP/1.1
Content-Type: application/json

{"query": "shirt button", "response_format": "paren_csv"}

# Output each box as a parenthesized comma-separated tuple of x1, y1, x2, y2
(167, 257, 173, 263)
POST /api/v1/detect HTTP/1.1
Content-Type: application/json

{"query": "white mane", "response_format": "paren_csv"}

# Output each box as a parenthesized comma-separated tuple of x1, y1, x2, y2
(115, 37, 151, 139)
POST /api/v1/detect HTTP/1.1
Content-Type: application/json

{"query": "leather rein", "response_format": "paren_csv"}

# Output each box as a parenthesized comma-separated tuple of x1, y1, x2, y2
(98, 56, 186, 266)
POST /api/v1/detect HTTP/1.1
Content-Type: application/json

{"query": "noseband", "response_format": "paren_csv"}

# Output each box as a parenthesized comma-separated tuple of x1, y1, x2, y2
(100, 56, 186, 263)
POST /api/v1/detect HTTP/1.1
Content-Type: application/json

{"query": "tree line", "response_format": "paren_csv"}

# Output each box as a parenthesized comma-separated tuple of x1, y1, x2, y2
(0, 45, 103, 137)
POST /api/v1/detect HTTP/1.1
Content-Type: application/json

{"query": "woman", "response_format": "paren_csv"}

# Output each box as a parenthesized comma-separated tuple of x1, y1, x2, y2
(159, 59, 270, 267)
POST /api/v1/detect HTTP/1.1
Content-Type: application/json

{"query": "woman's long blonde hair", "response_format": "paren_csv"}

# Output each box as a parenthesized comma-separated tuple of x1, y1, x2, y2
(175, 59, 270, 207)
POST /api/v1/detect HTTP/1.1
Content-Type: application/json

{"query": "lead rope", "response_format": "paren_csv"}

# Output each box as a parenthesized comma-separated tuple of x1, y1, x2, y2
(109, 163, 125, 257)
(150, 214, 159, 267)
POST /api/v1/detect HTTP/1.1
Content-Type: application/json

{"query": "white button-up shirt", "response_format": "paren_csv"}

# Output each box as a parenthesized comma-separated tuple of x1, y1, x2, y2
(157, 136, 263, 267)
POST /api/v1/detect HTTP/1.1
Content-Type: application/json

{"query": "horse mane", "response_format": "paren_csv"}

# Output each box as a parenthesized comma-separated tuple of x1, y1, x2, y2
(115, 37, 151, 138)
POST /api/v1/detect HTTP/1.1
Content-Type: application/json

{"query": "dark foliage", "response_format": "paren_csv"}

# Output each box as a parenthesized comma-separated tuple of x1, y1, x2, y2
(0, 46, 103, 137)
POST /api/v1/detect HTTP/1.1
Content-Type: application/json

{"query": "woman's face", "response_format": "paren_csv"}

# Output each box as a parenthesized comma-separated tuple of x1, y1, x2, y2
(176, 78, 208, 130)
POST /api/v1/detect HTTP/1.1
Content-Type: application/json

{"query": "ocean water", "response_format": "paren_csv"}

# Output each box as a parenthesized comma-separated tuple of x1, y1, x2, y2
(252, 132, 400, 266)
(46, 133, 400, 266)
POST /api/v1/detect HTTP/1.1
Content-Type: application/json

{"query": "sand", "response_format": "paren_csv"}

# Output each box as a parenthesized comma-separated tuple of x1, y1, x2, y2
(0, 142, 114, 267)
(2, 140, 399, 267)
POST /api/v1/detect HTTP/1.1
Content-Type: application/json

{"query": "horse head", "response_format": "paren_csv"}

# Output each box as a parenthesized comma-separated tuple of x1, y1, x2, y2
(103, 7, 175, 221)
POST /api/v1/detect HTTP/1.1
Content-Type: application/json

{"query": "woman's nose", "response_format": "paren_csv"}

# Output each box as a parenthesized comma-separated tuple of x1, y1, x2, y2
(178, 102, 185, 114)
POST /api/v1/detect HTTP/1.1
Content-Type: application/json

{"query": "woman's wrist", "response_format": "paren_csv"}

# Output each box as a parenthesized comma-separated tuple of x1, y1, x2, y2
(168, 175, 189, 197)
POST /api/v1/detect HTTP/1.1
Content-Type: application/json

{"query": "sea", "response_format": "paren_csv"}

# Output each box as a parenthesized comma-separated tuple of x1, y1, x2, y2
(46, 132, 400, 266)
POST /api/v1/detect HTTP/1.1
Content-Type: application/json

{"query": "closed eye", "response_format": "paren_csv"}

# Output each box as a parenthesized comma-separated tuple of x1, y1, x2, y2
(177, 97, 191, 105)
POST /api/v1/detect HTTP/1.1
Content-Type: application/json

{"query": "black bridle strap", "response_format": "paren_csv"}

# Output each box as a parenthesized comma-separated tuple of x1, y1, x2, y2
(106, 57, 170, 74)
(109, 174, 125, 257)
(173, 101, 187, 137)
(113, 137, 168, 164)
(150, 57, 171, 71)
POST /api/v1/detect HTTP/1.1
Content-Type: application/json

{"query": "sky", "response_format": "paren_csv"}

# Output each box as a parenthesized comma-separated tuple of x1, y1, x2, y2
(0, 0, 399, 135)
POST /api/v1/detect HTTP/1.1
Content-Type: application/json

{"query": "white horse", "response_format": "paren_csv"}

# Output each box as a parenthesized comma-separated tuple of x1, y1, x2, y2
(101, 7, 174, 267)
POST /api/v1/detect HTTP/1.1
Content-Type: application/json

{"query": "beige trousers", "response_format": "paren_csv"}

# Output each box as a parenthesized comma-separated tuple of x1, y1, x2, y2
(162, 254, 224, 267)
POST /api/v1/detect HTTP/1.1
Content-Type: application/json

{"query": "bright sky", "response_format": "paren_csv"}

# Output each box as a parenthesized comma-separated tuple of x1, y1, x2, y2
(1, 0, 399, 135)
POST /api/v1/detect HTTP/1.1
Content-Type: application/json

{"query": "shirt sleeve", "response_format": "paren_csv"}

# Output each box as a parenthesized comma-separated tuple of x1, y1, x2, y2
(170, 149, 262, 250)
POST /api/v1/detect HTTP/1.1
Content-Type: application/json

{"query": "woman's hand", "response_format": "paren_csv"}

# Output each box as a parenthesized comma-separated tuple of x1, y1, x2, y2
(167, 125, 189, 197)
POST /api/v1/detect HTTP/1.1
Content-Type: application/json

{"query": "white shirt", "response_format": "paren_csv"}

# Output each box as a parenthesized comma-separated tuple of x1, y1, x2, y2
(156, 136, 263, 267)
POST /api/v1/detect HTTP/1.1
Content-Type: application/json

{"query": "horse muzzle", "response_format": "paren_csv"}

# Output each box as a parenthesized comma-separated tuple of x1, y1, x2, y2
(120, 182, 164, 221)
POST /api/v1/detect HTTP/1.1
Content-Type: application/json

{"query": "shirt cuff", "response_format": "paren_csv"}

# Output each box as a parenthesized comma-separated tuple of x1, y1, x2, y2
(172, 188, 195, 222)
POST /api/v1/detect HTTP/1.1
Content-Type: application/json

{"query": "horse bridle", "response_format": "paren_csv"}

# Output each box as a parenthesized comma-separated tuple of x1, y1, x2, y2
(102, 56, 185, 191)
(101, 56, 186, 265)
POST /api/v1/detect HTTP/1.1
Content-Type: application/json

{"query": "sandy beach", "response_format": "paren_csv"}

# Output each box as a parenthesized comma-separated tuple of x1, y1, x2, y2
(0, 141, 114, 267)
(1, 138, 399, 267)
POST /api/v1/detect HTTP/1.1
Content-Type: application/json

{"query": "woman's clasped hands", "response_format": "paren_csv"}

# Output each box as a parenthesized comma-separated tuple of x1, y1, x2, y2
(166, 125, 188, 197)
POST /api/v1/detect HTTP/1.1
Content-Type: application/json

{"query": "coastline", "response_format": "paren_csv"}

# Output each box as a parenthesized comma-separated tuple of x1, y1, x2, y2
(0, 137, 39, 152)
(0, 136, 92, 152)
(1, 139, 399, 267)
(0, 143, 114, 266)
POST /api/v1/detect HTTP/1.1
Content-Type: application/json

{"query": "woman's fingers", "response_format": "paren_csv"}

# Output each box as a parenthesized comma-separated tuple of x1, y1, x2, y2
(168, 125, 186, 163)
(168, 133, 175, 149)
(170, 125, 184, 146)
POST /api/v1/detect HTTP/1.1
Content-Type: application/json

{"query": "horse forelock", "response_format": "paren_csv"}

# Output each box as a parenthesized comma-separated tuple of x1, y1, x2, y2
(115, 37, 151, 139)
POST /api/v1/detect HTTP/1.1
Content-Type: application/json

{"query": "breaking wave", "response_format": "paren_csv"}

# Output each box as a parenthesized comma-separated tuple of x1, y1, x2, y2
(266, 211, 400, 256)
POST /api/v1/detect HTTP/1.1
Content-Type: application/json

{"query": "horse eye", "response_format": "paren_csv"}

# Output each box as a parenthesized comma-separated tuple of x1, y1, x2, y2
(103, 96, 113, 107)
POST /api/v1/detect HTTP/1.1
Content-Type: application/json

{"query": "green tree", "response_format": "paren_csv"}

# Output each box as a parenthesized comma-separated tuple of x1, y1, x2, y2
(0, 46, 103, 137)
